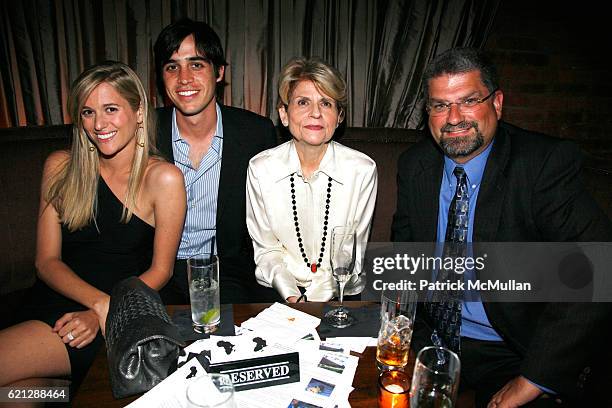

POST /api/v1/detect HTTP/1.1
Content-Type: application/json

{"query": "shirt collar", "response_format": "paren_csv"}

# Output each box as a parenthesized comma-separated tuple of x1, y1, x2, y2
(443, 139, 494, 189)
(171, 103, 224, 143)
(275, 140, 344, 184)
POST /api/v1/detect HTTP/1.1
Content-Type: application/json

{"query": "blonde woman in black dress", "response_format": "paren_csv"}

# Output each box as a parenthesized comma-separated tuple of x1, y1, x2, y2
(0, 62, 186, 393)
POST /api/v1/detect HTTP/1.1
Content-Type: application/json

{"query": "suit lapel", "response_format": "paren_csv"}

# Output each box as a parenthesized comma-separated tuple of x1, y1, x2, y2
(156, 107, 175, 161)
(474, 126, 510, 241)
(217, 106, 242, 224)
(417, 144, 444, 241)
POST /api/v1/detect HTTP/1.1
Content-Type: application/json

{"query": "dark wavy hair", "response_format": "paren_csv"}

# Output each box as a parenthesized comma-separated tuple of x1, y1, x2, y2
(154, 18, 228, 99)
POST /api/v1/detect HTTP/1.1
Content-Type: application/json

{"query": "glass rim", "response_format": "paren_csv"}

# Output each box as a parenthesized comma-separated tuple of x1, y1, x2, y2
(380, 289, 417, 305)
(415, 346, 460, 374)
(185, 373, 234, 407)
(188, 254, 219, 261)
(331, 225, 355, 233)
(187, 254, 219, 267)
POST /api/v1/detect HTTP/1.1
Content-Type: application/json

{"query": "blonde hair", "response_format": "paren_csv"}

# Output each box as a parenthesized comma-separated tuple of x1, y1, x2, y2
(277, 57, 347, 121)
(46, 61, 156, 231)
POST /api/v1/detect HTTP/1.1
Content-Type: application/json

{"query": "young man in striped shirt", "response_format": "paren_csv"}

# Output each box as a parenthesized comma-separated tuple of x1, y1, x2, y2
(153, 19, 279, 304)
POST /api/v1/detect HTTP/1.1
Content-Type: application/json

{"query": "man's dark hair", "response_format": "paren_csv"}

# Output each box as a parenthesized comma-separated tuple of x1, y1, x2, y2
(153, 18, 228, 99)
(422, 47, 499, 99)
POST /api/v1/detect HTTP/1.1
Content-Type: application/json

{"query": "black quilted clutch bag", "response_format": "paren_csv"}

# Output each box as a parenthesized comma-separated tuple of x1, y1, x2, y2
(105, 277, 186, 399)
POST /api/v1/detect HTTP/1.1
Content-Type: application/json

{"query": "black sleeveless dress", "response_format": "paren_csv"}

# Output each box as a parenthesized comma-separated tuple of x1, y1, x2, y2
(24, 177, 154, 389)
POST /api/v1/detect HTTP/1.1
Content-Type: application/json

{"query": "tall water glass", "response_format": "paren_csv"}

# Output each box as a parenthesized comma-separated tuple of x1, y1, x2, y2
(188, 255, 220, 333)
(324, 226, 357, 328)
(185, 373, 236, 408)
(410, 346, 461, 408)
(376, 289, 417, 371)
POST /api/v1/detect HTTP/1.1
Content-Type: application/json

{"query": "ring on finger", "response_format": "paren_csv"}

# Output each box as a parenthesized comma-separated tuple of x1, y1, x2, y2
(67, 331, 75, 341)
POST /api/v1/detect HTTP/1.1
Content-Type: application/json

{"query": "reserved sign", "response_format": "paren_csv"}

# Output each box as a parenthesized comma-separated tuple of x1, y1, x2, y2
(208, 352, 300, 391)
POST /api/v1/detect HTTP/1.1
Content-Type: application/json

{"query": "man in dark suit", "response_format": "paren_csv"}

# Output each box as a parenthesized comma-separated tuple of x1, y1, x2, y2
(392, 48, 612, 407)
(153, 19, 279, 304)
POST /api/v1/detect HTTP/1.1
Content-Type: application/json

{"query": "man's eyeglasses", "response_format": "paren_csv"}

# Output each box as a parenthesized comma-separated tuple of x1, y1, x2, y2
(426, 88, 498, 116)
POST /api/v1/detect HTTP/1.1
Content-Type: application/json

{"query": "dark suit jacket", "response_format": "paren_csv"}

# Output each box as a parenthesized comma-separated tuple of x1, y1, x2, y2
(156, 105, 277, 303)
(392, 121, 612, 398)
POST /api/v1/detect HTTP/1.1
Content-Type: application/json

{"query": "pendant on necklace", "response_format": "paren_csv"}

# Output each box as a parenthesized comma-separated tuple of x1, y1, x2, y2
(311, 264, 317, 273)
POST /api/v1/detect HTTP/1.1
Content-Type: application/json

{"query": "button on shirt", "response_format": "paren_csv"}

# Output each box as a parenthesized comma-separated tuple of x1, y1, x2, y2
(172, 104, 223, 259)
(246, 140, 378, 301)
(436, 141, 502, 341)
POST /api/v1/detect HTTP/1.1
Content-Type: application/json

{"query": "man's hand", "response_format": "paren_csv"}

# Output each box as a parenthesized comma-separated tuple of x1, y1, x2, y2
(487, 376, 543, 408)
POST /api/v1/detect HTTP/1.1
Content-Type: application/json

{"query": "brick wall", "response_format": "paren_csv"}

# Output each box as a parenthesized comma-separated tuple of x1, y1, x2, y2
(484, 1, 611, 160)
(484, 1, 612, 215)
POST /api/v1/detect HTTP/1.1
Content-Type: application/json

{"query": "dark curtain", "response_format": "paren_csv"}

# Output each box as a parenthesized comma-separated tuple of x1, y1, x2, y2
(0, 0, 500, 128)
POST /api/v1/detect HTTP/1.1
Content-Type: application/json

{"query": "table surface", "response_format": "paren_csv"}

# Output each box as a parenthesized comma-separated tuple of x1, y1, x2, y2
(72, 301, 474, 407)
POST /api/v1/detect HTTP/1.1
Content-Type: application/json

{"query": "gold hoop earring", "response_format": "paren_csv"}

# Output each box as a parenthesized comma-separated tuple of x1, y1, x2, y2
(89, 145, 95, 152)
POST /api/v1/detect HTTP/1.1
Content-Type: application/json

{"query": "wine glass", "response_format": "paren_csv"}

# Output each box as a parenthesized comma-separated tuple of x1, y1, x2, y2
(409, 346, 461, 408)
(324, 226, 357, 328)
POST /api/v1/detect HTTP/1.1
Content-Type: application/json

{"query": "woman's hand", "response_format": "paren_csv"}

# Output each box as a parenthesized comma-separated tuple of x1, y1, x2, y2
(286, 295, 307, 303)
(53, 310, 100, 348)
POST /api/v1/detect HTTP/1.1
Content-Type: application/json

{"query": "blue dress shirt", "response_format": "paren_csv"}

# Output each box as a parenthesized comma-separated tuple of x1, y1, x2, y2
(435, 141, 502, 341)
(172, 104, 223, 259)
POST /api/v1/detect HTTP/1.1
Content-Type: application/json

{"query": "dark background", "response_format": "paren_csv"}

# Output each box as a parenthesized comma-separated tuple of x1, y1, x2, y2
(485, 2, 610, 156)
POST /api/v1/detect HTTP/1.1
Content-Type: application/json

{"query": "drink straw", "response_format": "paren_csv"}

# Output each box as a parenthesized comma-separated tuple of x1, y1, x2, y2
(210, 235, 216, 261)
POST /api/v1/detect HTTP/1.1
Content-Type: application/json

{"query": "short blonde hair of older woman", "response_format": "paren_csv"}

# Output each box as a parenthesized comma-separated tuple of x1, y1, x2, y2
(277, 57, 347, 121)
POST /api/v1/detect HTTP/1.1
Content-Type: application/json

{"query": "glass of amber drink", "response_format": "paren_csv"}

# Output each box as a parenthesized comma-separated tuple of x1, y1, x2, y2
(376, 289, 417, 371)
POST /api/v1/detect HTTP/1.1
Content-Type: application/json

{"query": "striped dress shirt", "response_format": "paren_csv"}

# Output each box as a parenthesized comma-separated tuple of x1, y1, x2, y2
(171, 104, 223, 259)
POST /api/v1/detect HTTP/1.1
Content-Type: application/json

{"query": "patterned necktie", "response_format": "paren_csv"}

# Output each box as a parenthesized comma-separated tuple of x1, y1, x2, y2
(446, 167, 469, 244)
(427, 166, 468, 354)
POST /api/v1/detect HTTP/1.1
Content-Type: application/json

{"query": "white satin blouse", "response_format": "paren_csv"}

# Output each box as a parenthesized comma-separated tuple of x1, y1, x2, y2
(246, 140, 378, 301)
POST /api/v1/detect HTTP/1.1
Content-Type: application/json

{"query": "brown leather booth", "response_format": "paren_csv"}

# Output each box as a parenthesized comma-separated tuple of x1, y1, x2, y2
(1, 124, 611, 327)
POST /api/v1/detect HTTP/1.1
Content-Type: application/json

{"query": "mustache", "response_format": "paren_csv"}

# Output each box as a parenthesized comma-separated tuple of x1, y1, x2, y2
(440, 121, 478, 133)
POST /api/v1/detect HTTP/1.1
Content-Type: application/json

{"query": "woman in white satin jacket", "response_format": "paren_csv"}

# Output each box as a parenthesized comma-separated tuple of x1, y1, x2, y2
(246, 57, 378, 302)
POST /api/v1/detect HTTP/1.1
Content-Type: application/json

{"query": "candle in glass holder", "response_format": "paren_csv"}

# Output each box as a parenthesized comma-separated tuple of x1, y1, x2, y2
(378, 370, 410, 408)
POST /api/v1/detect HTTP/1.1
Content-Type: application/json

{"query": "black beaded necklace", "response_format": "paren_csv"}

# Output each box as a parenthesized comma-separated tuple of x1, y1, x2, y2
(290, 173, 333, 273)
